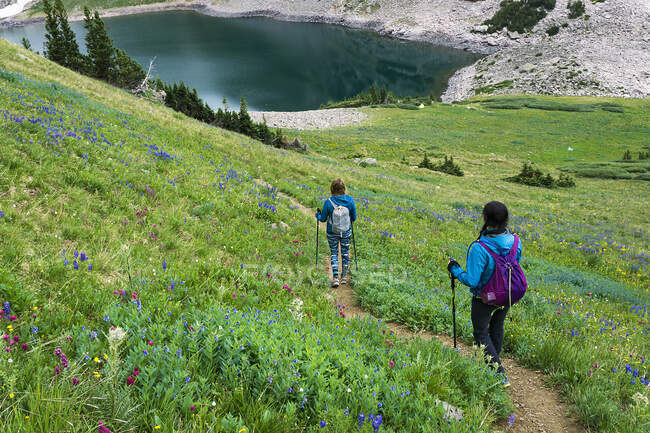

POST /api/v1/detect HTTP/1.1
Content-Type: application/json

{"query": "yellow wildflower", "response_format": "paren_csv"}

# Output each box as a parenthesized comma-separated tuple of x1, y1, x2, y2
(9, 393, 14, 399)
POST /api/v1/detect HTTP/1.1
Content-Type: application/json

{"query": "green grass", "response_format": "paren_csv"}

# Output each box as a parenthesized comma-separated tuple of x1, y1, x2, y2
(1, 38, 649, 433)
(26, 0, 165, 16)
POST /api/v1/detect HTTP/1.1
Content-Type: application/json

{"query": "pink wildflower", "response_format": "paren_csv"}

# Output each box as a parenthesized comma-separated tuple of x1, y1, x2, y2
(98, 422, 113, 433)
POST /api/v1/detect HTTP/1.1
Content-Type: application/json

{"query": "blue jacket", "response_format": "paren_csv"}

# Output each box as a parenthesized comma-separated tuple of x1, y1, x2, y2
(450, 231, 522, 296)
(316, 194, 357, 234)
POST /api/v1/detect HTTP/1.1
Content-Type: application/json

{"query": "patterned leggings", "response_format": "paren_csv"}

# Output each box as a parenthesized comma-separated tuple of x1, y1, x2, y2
(327, 229, 352, 278)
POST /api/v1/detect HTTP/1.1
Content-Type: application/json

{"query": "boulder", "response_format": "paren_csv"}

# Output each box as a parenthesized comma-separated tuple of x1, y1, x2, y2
(520, 63, 536, 73)
(473, 24, 488, 33)
(359, 157, 378, 166)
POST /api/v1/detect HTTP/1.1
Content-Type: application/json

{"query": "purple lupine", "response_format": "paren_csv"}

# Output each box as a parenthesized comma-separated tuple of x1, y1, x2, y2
(3, 302, 9, 316)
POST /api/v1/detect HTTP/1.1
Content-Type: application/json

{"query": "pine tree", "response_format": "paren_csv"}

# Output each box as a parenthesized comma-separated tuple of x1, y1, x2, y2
(111, 48, 146, 89)
(54, 0, 83, 71)
(239, 96, 253, 136)
(20, 37, 32, 51)
(43, 0, 66, 64)
(369, 85, 378, 104)
(84, 7, 115, 80)
(380, 86, 388, 104)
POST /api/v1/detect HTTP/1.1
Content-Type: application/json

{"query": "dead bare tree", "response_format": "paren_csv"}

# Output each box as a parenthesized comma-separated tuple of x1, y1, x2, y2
(136, 56, 157, 93)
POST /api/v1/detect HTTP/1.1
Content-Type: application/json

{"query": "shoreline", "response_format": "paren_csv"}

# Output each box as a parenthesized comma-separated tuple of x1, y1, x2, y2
(1, 1, 647, 102)
(0, 1, 500, 55)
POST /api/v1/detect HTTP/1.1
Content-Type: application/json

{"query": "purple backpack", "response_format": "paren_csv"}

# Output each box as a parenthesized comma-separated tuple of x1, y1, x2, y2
(477, 235, 527, 307)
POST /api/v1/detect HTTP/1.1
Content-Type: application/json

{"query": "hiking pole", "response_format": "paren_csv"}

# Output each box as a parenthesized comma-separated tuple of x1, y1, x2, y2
(450, 274, 457, 349)
(315, 209, 320, 268)
(352, 223, 358, 271)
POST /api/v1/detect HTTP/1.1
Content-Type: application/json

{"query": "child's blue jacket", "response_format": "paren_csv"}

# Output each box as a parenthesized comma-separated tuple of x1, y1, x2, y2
(316, 194, 357, 234)
(450, 231, 522, 296)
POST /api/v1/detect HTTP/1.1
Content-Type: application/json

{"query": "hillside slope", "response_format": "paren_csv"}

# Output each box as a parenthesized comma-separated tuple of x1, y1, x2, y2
(1, 38, 649, 433)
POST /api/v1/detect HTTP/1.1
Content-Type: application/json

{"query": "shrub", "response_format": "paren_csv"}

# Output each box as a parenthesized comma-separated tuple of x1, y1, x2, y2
(473, 80, 513, 95)
(419, 155, 464, 176)
(622, 150, 632, 160)
(567, 0, 585, 19)
(546, 25, 560, 36)
(483, 0, 556, 33)
(506, 163, 575, 188)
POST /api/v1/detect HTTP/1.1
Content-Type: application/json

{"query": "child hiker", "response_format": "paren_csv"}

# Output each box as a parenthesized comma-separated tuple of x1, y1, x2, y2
(316, 178, 357, 287)
(447, 201, 527, 387)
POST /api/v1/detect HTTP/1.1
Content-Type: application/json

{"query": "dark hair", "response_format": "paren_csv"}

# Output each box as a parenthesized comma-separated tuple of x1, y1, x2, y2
(478, 201, 509, 239)
(330, 178, 346, 195)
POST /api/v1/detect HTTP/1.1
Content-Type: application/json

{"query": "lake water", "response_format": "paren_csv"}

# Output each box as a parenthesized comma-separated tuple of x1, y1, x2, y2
(0, 11, 481, 111)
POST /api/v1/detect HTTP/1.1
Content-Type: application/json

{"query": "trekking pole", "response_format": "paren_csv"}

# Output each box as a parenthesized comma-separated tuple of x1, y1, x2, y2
(315, 209, 320, 268)
(451, 274, 457, 349)
(351, 224, 358, 271)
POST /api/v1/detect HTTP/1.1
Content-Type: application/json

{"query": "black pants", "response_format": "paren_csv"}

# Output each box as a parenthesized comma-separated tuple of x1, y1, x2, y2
(471, 297, 509, 374)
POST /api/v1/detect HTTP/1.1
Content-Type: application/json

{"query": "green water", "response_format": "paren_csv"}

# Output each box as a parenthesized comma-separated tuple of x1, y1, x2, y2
(0, 11, 481, 111)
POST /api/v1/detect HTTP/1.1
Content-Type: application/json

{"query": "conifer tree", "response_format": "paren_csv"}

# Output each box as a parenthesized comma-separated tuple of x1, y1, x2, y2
(20, 37, 32, 51)
(239, 96, 253, 136)
(43, 0, 65, 64)
(55, 0, 83, 71)
(111, 48, 146, 89)
(84, 7, 115, 80)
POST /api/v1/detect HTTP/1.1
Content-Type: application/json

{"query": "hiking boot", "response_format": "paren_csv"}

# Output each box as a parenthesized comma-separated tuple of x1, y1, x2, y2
(331, 278, 339, 288)
(340, 275, 347, 285)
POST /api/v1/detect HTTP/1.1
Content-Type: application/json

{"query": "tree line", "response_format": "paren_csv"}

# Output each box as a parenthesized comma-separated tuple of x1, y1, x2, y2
(38, 0, 285, 147)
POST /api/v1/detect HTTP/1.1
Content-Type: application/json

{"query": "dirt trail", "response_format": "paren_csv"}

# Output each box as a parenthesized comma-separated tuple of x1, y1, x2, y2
(259, 180, 586, 433)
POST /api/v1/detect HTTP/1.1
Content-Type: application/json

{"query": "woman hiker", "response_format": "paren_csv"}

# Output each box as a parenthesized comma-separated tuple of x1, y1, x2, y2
(316, 178, 357, 287)
(447, 201, 523, 387)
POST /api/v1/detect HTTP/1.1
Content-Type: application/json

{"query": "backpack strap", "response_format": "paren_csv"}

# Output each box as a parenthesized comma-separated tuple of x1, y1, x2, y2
(328, 198, 336, 208)
(477, 240, 499, 260)
(508, 235, 519, 259)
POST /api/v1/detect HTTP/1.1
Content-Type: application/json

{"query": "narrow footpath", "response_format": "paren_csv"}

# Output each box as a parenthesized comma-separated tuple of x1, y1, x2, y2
(261, 180, 587, 433)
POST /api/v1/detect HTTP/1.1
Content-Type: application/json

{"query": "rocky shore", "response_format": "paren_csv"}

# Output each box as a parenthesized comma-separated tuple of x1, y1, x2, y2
(2, 0, 647, 102)
(250, 108, 368, 131)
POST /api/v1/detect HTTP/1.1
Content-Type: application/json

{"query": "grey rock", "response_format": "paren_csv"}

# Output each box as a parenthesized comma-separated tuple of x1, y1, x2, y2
(359, 157, 378, 166)
(520, 63, 536, 73)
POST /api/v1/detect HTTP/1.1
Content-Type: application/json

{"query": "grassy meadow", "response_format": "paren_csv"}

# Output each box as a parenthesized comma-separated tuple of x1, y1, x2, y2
(0, 37, 648, 433)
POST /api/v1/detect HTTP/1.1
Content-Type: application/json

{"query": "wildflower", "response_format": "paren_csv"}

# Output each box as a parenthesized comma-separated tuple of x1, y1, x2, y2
(126, 376, 134, 386)
(320, 420, 326, 428)
(163, 259, 167, 271)
(508, 413, 515, 427)
(98, 422, 113, 433)
(72, 377, 79, 386)
(54, 366, 60, 375)
(73, 260, 79, 270)
(154, 427, 160, 430)
(239, 429, 247, 433)
(3, 302, 10, 316)
(190, 405, 195, 411)
(9, 315, 16, 321)
(9, 393, 14, 399)
(21, 343, 28, 351)
(94, 357, 100, 363)
(389, 360, 395, 368)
